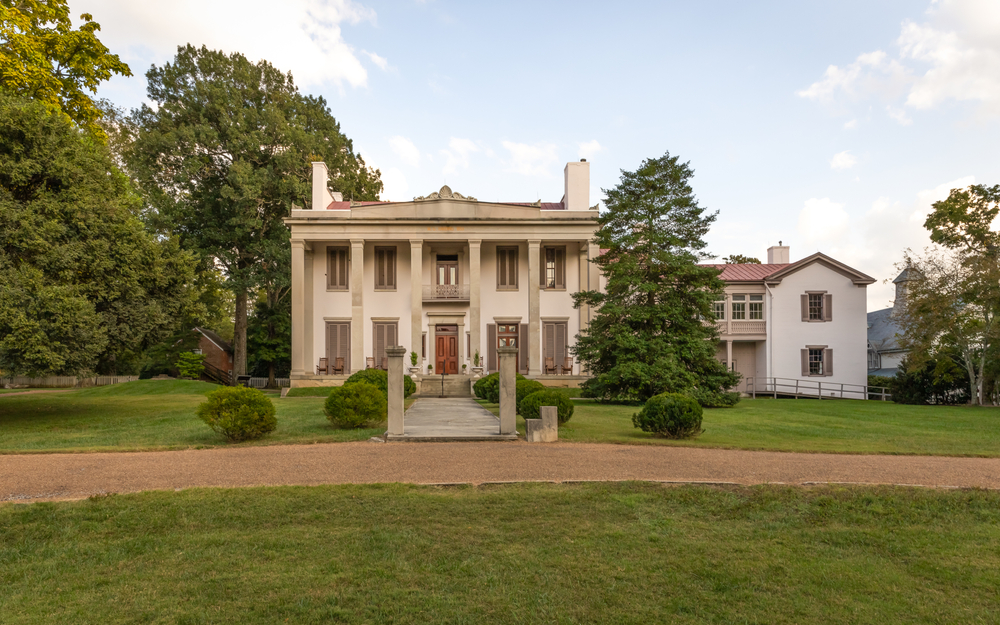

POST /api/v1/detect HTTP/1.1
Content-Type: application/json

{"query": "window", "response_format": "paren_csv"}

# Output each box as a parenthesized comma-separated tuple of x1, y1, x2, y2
(325, 322, 351, 374)
(801, 347, 833, 377)
(372, 322, 398, 370)
(374, 247, 396, 290)
(543, 322, 568, 373)
(731, 294, 746, 320)
(801, 293, 833, 322)
(808, 293, 823, 320)
(713, 301, 726, 320)
(497, 324, 518, 348)
(497, 246, 518, 290)
(542, 246, 565, 289)
(327, 247, 349, 290)
(749, 294, 763, 320)
(808, 348, 824, 375)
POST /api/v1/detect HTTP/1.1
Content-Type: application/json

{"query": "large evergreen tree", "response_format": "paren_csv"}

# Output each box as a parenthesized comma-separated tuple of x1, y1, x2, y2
(573, 152, 738, 402)
(128, 45, 382, 377)
(0, 94, 197, 376)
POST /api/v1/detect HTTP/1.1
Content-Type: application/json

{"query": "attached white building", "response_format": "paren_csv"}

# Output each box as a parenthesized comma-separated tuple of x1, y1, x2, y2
(285, 160, 601, 389)
(706, 245, 876, 395)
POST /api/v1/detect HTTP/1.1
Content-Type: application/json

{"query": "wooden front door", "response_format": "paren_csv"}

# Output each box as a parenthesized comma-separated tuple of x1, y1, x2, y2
(435, 325, 459, 374)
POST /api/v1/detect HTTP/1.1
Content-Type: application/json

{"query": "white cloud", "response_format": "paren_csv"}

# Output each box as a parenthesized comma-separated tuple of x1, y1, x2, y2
(886, 105, 913, 125)
(75, 0, 377, 89)
(388, 135, 420, 167)
(578, 139, 603, 161)
(830, 150, 857, 170)
(843, 118, 858, 129)
(797, 198, 851, 248)
(363, 50, 389, 71)
(797, 0, 1000, 118)
(441, 137, 479, 175)
(501, 141, 559, 176)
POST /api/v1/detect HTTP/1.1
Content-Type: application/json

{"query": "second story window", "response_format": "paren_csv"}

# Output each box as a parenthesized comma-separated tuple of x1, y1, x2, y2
(542, 246, 565, 289)
(497, 246, 518, 290)
(731, 294, 746, 320)
(375, 246, 396, 290)
(808, 293, 824, 320)
(749, 294, 763, 320)
(802, 292, 833, 322)
(713, 301, 726, 320)
(327, 247, 349, 290)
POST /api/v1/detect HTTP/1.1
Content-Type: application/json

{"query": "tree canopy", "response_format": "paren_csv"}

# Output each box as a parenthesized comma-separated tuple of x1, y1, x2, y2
(0, 94, 196, 376)
(573, 152, 739, 402)
(0, 0, 131, 139)
(722, 254, 760, 264)
(128, 45, 382, 376)
(924, 184, 1000, 256)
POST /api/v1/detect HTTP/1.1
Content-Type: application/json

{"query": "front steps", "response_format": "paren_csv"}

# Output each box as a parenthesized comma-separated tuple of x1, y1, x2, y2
(416, 374, 473, 398)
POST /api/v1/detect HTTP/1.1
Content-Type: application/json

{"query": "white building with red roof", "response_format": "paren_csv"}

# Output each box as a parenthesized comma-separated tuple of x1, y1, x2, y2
(705, 244, 876, 395)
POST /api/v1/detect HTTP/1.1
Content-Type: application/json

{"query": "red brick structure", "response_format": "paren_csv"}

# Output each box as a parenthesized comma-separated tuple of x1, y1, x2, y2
(193, 327, 233, 376)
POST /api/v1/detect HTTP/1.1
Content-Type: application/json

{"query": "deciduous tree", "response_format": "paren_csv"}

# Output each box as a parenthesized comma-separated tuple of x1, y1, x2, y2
(573, 152, 739, 402)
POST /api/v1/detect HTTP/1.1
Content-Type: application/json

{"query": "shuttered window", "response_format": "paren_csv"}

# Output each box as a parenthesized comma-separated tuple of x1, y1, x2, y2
(373, 322, 398, 370)
(541, 246, 566, 289)
(543, 322, 568, 373)
(801, 293, 833, 322)
(800, 347, 833, 377)
(375, 247, 396, 290)
(497, 246, 518, 290)
(327, 247, 349, 290)
(325, 322, 351, 374)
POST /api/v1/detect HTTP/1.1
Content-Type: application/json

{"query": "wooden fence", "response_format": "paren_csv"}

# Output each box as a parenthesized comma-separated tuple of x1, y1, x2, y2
(1, 375, 138, 389)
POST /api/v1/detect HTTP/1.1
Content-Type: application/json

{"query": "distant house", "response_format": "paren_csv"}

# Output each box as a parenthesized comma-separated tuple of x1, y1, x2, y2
(705, 243, 876, 392)
(867, 268, 914, 377)
(193, 327, 233, 379)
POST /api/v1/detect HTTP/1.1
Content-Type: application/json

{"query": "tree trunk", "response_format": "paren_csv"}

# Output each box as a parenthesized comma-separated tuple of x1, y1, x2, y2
(233, 289, 248, 378)
(267, 361, 276, 389)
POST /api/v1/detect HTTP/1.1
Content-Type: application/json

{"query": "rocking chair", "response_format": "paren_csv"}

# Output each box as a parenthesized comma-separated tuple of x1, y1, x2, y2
(316, 357, 329, 375)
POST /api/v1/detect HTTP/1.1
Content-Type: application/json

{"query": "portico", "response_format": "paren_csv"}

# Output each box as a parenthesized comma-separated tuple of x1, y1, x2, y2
(285, 160, 602, 389)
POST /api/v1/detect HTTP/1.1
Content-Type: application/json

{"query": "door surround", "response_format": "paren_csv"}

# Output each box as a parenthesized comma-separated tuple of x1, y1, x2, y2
(427, 312, 467, 375)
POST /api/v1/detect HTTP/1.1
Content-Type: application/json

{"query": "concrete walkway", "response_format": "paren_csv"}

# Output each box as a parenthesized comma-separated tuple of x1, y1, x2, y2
(3, 443, 1000, 503)
(387, 397, 517, 441)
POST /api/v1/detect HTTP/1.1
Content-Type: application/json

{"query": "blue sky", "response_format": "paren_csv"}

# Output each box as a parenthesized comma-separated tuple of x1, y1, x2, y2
(78, 0, 1000, 310)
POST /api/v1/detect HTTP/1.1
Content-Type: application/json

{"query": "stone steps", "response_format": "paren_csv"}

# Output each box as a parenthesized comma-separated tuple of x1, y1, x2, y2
(418, 375, 473, 398)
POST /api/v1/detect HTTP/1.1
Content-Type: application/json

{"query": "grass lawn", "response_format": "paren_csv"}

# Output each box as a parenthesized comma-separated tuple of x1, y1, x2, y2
(0, 380, 389, 453)
(479, 396, 1000, 457)
(1, 482, 998, 623)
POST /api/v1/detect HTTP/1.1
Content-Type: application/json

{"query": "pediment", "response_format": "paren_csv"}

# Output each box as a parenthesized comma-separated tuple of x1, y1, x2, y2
(413, 185, 477, 202)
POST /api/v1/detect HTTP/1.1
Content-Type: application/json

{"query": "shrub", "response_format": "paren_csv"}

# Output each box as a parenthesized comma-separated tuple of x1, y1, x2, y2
(889, 356, 969, 405)
(632, 392, 703, 438)
(474, 372, 527, 403)
(324, 382, 387, 428)
(176, 352, 205, 379)
(689, 388, 740, 408)
(410, 351, 418, 366)
(515, 379, 546, 415)
(196, 386, 276, 442)
(344, 368, 415, 398)
(519, 389, 574, 425)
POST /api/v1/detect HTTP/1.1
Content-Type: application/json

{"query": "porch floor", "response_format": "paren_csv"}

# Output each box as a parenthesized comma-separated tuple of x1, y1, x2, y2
(386, 397, 517, 442)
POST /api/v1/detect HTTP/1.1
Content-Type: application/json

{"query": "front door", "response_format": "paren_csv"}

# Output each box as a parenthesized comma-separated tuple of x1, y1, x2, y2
(435, 325, 459, 374)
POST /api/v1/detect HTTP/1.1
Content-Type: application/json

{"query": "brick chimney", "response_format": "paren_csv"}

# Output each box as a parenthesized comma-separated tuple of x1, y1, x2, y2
(767, 241, 790, 264)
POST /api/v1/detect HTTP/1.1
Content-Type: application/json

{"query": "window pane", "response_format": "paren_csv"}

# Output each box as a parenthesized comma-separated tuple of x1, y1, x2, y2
(809, 348, 824, 375)
(732, 294, 746, 301)
(749, 302, 763, 320)
(750, 294, 763, 301)
(713, 302, 725, 319)
(732, 302, 746, 320)
(809, 294, 824, 320)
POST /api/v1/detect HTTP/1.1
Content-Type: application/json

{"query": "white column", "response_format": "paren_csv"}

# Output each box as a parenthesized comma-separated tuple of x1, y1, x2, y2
(528, 239, 541, 376)
(468, 239, 481, 368)
(726, 340, 733, 372)
(578, 242, 590, 331)
(351, 239, 365, 372)
(410, 239, 423, 361)
(304, 247, 314, 375)
(291, 240, 306, 376)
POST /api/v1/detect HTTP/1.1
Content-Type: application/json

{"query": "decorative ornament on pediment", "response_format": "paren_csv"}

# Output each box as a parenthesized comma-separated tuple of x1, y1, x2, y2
(413, 185, 477, 202)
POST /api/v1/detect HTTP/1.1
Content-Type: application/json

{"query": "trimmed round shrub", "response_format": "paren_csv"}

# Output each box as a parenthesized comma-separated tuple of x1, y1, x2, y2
(515, 379, 546, 415)
(519, 389, 574, 425)
(344, 368, 415, 398)
(689, 388, 740, 408)
(324, 382, 387, 428)
(474, 372, 526, 404)
(632, 392, 703, 438)
(196, 386, 276, 442)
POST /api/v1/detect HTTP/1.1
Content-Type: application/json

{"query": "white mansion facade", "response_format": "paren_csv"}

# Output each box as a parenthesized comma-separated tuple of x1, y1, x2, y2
(286, 159, 875, 394)
(286, 160, 601, 387)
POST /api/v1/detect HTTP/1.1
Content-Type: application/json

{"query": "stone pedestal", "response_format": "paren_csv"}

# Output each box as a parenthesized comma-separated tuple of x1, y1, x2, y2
(497, 346, 518, 435)
(525, 406, 558, 442)
(386, 346, 407, 436)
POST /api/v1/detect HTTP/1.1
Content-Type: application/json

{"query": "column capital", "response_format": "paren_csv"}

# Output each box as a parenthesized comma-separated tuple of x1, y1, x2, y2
(350, 238, 365, 247)
(409, 239, 423, 248)
(527, 239, 541, 247)
(467, 238, 482, 247)
(291, 239, 307, 249)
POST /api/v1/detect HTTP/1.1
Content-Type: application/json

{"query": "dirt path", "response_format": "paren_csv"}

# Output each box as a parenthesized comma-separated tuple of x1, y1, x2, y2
(3, 441, 999, 502)
(0, 389, 74, 396)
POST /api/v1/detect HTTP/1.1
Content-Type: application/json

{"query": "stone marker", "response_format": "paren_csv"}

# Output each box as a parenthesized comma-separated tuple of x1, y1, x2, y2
(386, 345, 407, 436)
(525, 405, 558, 442)
(497, 346, 518, 435)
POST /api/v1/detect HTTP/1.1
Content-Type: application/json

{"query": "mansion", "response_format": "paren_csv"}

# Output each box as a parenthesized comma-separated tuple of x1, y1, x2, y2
(286, 160, 875, 394)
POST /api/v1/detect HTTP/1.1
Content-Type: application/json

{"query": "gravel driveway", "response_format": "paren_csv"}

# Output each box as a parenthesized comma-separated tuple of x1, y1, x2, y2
(3, 441, 999, 502)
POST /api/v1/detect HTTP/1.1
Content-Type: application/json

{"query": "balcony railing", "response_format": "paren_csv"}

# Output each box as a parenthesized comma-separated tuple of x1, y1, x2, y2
(423, 284, 471, 301)
(715, 320, 766, 335)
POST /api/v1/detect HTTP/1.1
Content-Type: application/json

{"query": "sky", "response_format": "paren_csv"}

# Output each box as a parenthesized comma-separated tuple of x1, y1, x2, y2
(75, 0, 1000, 311)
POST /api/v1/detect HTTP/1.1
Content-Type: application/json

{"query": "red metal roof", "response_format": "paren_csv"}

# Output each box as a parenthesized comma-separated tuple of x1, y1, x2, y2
(326, 201, 391, 210)
(702, 263, 790, 281)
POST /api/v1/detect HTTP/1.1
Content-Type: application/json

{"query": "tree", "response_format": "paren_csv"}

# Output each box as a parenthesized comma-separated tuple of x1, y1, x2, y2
(0, 0, 131, 138)
(0, 94, 197, 376)
(722, 254, 760, 264)
(573, 151, 739, 402)
(924, 184, 1000, 256)
(894, 248, 1000, 405)
(129, 45, 381, 377)
(247, 281, 291, 387)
